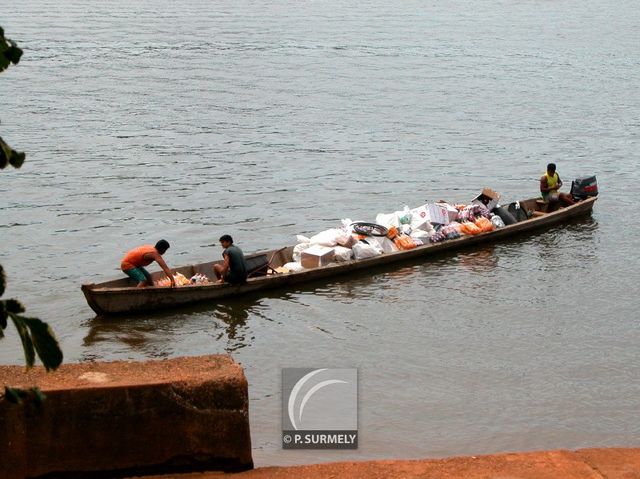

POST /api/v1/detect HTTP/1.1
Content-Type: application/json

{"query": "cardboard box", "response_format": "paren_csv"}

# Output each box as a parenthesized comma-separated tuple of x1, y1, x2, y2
(472, 187, 501, 211)
(301, 245, 336, 269)
(436, 203, 458, 223)
(427, 203, 451, 225)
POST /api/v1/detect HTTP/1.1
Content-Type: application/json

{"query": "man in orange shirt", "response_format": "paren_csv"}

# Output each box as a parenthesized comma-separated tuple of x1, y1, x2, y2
(120, 240, 175, 288)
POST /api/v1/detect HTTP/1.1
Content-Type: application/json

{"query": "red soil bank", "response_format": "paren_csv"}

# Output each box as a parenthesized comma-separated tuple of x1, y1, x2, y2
(140, 448, 640, 479)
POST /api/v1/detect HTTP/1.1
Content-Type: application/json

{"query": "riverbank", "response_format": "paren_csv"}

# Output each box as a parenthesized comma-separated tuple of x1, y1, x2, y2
(139, 447, 640, 478)
(0, 356, 253, 478)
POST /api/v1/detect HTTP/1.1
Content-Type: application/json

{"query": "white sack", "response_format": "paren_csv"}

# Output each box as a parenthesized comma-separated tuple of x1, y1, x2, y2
(352, 241, 383, 260)
(410, 229, 433, 240)
(340, 218, 355, 233)
(333, 246, 354, 262)
(282, 262, 306, 272)
(369, 236, 398, 254)
(375, 212, 400, 229)
(309, 228, 348, 247)
(397, 206, 412, 225)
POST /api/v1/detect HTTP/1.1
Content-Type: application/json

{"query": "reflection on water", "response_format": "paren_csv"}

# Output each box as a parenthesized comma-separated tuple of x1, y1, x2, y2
(458, 246, 499, 274)
(83, 296, 264, 356)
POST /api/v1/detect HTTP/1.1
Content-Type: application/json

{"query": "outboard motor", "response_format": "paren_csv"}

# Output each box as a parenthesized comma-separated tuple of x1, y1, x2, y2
(570, 176, 598, 200)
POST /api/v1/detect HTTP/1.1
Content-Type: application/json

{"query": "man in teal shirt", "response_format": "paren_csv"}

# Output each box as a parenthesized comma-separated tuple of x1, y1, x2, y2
(214, 235, 248, 284)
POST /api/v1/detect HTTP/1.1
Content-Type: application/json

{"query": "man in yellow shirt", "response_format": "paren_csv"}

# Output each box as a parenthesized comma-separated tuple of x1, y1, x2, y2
(540, 163, 574, 206)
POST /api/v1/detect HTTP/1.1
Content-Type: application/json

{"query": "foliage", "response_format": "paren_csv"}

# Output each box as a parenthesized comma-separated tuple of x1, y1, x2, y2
(4, 385, 46, 406)
(1, 26, 25, 170)
(1, 26, 63, 372)
(0, 26, 23, 72)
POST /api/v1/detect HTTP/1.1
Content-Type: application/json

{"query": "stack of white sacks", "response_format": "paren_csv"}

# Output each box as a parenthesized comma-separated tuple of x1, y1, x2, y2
(282, 204, 438, 272)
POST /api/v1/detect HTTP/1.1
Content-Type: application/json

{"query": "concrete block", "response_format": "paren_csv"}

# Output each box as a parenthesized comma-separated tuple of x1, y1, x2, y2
(0, 355, 252, 478)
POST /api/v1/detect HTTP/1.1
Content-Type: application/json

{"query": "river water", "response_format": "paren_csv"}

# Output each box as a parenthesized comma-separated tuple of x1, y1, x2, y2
(2, 0, 639, 466)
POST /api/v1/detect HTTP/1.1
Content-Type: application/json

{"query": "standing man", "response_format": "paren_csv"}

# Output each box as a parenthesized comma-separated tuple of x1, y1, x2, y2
(214, 235, 248, 284)
(540, 163, 575, 206)
(121, 240, 175, 288)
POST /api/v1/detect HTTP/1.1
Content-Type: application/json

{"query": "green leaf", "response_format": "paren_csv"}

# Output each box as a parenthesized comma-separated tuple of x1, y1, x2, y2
(4, 299, 25, 314)
(10, 150, 25, 168)
(31, 387, 46, 406)
(22, 316, 63, 371)
(6, 40, 23, 65)
(0, 264, 5, 296)
(0, 139, 8, 169)
(9, 314, 35, 368)
(0, 137, 25, 169)
(0, 28, 22, 72)
(0, 302, 7, 330)
(4, 386, 28, 404)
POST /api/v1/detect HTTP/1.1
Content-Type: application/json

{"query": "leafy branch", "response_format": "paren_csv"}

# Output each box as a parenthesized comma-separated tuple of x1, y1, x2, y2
(1, 26, 25, 170)
(1, 26, 63, 373)
(4, 385, 46, 406)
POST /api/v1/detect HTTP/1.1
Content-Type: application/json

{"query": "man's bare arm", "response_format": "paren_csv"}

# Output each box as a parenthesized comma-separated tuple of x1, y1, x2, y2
(540, 176, 550, 193)
(152, 253, 175, 287)
(220, 254, 230, 276)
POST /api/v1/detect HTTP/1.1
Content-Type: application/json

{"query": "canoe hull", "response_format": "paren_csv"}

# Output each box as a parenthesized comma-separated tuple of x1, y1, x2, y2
(82, 197, 597, 316)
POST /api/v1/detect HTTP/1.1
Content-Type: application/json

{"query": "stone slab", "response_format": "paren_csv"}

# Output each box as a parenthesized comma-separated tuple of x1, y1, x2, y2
(0, 355, 252, 478)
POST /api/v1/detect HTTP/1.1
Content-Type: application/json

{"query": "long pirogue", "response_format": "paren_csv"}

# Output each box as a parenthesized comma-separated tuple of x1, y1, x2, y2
(81, 196, 597, 316)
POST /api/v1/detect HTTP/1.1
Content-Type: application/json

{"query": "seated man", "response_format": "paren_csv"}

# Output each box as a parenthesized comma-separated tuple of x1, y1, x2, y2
(540, 163, 574, 207)
(121, 240, 175, 288)
(214, 235, 248, 284)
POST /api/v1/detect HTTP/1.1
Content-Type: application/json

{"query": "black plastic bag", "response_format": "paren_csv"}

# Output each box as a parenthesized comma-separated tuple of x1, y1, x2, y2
(507, 202, 529, 222)
(493, 205, 518, 225)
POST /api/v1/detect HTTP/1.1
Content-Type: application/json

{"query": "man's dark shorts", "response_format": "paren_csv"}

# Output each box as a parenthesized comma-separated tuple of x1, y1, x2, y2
(225, 273, 246, 285)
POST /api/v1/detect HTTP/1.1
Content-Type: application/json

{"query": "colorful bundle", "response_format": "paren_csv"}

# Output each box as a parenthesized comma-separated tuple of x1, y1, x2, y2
(154, 272, 191, 287)
(474, 216, 494, 233)
(440, 224, 461, 239)
(190, 273, 210, 284)
(459, 221, 482, 235)
(394, 234, 417, 250)
(430, 231, 446, 243)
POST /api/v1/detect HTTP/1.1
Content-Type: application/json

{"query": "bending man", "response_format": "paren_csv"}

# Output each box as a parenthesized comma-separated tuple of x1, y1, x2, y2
(214, 235, 248, 284)
(540, 163, 574, 207)
(121, 239, 175, 288)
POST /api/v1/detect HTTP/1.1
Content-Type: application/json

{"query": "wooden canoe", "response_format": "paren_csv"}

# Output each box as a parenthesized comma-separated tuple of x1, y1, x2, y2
(81, 196, 597, 316)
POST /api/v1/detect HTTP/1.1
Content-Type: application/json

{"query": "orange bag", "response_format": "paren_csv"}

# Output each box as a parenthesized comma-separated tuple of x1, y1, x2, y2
(387, 225, 398, 239)
(460, 221, 482, 235)
(394, 235, 417, 250)
(474, 216, 494, 233)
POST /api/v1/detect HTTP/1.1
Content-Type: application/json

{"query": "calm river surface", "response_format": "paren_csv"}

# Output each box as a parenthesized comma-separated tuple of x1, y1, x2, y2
(2, 0, 639, 466)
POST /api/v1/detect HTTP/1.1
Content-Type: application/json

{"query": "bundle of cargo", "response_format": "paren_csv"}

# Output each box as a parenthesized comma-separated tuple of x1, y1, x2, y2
(153, 272, 212, 287)
(154, 272, 191, 287)
(428, 190, 509, 242)
(282, 189, 512, 270)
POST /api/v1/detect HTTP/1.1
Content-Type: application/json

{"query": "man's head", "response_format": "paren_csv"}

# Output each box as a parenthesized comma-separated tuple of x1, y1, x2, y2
(547, 163, 556, 174)
(155, 239, 170, 255)
(219, 234, 233, 248)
